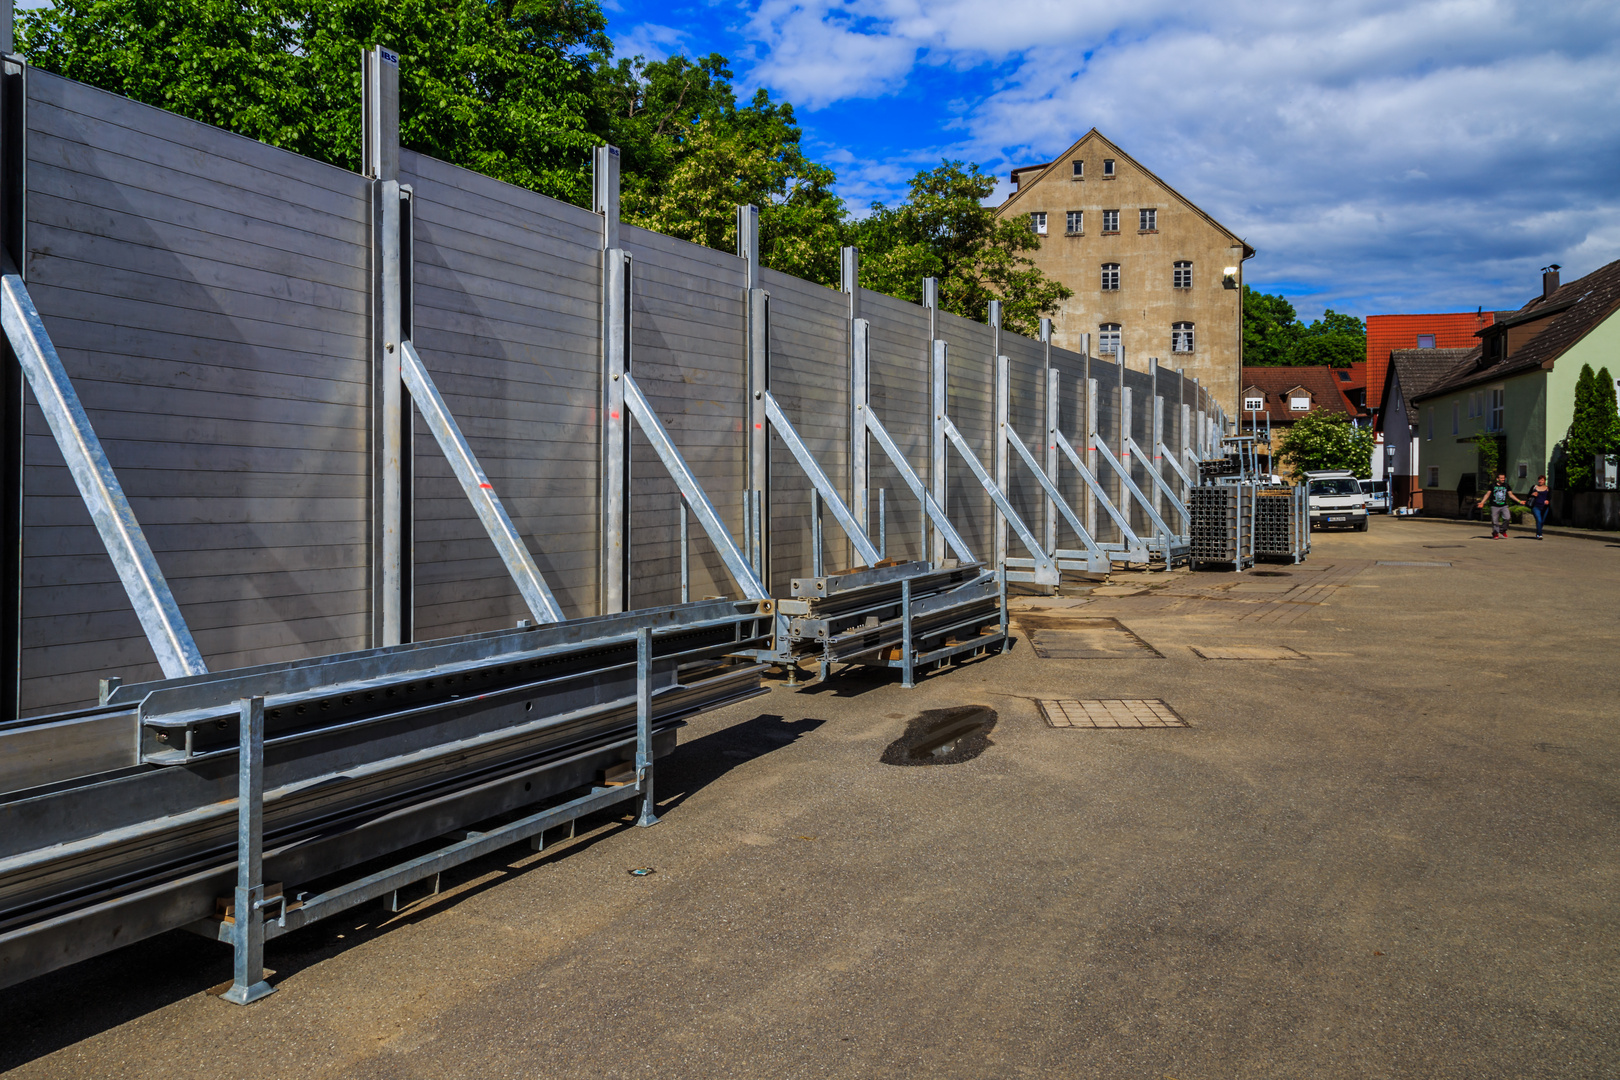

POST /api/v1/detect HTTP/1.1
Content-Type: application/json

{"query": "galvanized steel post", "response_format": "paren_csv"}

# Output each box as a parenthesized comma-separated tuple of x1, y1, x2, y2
(597, 146, 630, 613)
(740, 205, 770, 582)
(842, 248, 869, 538)
(221, 695, 274, 1005)
(1040, 319, 1057, 560)
(993, 350, 1010, 577)
(635, 628, 659, 828)
(0, 52, 22, 713)
(365, 45, 411, 647)
(923, 278, 946, 565)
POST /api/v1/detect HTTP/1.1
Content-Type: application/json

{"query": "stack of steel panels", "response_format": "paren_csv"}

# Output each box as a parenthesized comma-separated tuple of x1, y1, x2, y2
(0, 600, 772, 993)
(772, 560, 1005, 682)
(1255, 485, 1310, 563)
(1189, 485, 1256, 570)
(1198, 454, 1243, 485)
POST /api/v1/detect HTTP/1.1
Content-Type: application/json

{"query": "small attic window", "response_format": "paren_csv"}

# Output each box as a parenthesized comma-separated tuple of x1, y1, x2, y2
(1416, 334, 1436, 349)
(1244, 394, 1264, 412)
(1290, 393, 1311, 411)
(1102, 159, 1116, 177)
(1337, 371, 1352, 382)
(1072, 160, 1083, 178)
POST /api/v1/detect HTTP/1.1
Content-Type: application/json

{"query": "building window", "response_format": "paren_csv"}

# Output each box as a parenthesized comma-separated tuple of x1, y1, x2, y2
(1066, 210, 1083, 234)
(1518, 461, 1529, 479)
(1290, 395, 1310, 411)
(1097, 323, 1121, 355)
(1489, 388, 1503, 431)
(1244, 395, 1264, 412)
(1101, 209, 1119, 233)
(1451, 401, 1459, 435)
(1171, 322, 1194, 353)
(1417, 334, 1436, 349)
(1072, 160, 1083, 179)
(1427, 466, 1440, 487)
(1426, 407, 1433, 441)
(1139, 209, 1158, 231)
(1103, 159, 1116, 177)
(1030, 212, 1047, 235)
(1173, 260, 1192, 289)
(1337, 370, 1352, 382)
(1101, 263, 1120, 291)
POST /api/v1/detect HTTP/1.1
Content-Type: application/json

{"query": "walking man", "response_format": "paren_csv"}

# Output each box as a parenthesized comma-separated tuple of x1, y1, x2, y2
(1477, 472, 1525, 539)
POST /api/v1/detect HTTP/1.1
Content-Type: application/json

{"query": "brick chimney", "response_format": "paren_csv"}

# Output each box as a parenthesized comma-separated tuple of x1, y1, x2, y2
(1542, 264, 1561, 298)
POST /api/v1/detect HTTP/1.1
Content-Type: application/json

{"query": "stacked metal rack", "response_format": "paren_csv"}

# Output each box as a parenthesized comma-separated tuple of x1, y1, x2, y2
(1188, 485, 1256, 570)
(1255, 485, 1311, 563)
(770, 561, 1006, 688)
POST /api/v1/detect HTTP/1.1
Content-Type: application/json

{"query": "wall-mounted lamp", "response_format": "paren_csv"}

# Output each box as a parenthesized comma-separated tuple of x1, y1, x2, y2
(1222, 266, 1239, 289)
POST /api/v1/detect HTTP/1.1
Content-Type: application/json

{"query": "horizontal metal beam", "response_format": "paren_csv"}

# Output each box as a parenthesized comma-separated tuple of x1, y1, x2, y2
(400, 340, 564, 625)
(863, 408, 974, 564)
(0, 274, 207, 678)
(622, 372, 769, 602)
(939, 416, 1056, 584)
(763, 391, 881, 566)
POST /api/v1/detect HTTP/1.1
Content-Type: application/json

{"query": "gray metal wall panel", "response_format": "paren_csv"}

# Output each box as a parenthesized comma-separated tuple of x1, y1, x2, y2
(620, 225, 748, 608)
(1048, 348, 1090, 546)
(860, 290, 932, 563)
(21, 70, 371, 714)
(936, 311, 995, 562)
(1002, 333, 1047, 552)
(759, 268, 850, 589)
(399, 151, 602, 638)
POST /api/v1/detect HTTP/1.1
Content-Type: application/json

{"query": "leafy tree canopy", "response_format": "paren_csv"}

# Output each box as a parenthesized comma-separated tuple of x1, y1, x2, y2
(1243, 287, 1365, 368)
(851, 161, 1073, 337)
(1273, 410, 1375, 480)
(20, 0, 609, 204)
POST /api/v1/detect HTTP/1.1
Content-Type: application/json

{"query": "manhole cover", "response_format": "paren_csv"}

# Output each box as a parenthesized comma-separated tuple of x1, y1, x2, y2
(1039, 700, 1187, 728)
(1376, 560, 1451, 567)
(1190, 645, 1305, 660)
(1026, 618, 1161, 659)
(880, 706, 996, 766)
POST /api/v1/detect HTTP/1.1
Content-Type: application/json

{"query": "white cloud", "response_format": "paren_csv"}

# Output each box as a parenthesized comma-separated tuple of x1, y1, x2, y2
(737, 0, 1620, 313)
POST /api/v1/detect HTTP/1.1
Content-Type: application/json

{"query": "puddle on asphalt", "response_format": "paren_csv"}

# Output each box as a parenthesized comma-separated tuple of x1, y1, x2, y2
(880, 706, 996, 767)
(1250, 570, 1292, 577)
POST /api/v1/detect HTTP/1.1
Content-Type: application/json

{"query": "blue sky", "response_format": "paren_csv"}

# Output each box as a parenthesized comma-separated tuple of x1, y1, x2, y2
(603, 0, 1620, 322)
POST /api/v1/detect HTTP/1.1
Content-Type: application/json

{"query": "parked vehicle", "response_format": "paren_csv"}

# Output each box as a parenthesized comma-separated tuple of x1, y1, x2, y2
(1305, 470, 1369, 531)
(1359, 479, 1390, 513)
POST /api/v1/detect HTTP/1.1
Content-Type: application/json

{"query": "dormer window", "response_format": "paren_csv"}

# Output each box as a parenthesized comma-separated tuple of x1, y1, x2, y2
(1244, 394, 1264, 413)
(1416, 334, 1435, 349)
(1289, 391, 1311, 411)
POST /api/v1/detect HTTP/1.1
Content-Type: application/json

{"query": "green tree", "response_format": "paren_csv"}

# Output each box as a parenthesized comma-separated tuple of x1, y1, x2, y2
(1273, 411, 1375, 480)
(20, 0, 610, 204)
(851, 161, 1072, 337)
(1242, 287, 1301, 365)
(1564, 362, 1618, 490)
(1289, 309, 1365, 368)
(600, 56, 846, 286)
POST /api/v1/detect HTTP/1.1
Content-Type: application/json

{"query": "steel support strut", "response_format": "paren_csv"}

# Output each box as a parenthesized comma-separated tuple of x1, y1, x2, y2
(399, 341, 564, 624)
(0, 273, 207, 677)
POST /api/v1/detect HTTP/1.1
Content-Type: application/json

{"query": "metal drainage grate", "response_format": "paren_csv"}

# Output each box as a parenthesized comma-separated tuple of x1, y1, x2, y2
(1039, 699, 1188, 729)
(1191, 645, 1305, 660)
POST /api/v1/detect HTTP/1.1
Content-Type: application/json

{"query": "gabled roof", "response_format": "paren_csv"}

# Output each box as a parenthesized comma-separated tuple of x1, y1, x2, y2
(1415, 258, 1620, 402)
(1239, 366, 1354, 423)
(996, 129, 1256, 259)
(1376, 348, 1479, 429)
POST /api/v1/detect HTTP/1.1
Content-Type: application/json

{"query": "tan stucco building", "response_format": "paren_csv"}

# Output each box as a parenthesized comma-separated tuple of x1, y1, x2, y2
(996, 130, 1254, 414)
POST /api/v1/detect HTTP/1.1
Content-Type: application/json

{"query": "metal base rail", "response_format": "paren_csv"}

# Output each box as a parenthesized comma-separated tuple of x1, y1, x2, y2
(0, 601, 771, 997)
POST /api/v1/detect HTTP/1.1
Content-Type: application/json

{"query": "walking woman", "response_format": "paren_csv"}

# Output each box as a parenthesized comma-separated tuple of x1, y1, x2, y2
(1477, 472, 1526, 539)
(1527, 475, 1553, 539)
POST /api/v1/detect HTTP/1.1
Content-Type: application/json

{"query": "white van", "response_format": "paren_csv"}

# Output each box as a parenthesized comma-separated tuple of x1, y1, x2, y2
(1305, 470, 1368, 531)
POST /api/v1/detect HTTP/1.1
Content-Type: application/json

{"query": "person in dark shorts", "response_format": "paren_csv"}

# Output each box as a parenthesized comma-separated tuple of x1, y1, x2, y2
(1527, 475, 1552, 539)
(1477, 472, 1525, 538)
